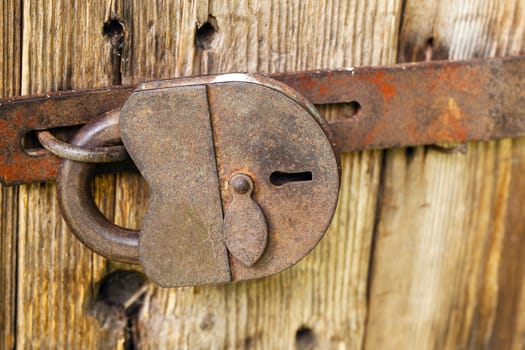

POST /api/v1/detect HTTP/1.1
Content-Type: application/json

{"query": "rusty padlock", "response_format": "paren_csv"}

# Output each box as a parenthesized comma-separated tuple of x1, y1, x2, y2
(57, 74, 340, 287)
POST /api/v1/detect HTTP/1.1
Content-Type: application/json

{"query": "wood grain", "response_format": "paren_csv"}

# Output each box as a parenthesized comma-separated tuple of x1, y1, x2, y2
(365, 1, 525, 349)
(493, 137, 525, 350)
(0, 1, 21, 349)
(15, 1, 122, 348)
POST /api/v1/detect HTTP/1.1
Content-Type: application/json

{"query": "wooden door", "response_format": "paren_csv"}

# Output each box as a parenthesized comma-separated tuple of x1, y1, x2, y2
(1, 1, 524, 349)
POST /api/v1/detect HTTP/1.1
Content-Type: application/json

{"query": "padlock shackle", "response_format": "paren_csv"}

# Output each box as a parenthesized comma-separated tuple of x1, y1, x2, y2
(57, 110, 140, 263)
(37, 129, 128, 163)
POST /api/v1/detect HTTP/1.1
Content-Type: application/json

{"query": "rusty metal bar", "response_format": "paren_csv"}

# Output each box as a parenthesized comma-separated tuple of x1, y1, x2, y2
(0, 87, 133, 185)
(276, 55, 525, 151)
(0, 55, 523, 185)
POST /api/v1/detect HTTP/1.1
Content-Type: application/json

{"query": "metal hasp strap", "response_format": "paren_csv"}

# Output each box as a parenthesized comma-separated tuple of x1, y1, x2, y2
(0, 55, 523, 185)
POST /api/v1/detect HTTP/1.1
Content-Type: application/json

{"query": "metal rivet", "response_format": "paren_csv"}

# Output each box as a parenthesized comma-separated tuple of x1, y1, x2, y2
(230, 173, 252, 195)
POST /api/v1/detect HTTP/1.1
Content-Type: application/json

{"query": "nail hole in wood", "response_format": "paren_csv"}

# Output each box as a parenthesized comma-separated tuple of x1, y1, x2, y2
(103, 18, 125, 50)
(425, 37, 434, 61)
(89, 270, 149, 349)
(244, 336, 253, 349)
(295, 326, 316, 350)
(405, 146, 416, 163)
(199, 312, 216, 331)
(94, 270, 149, 317)
(103, 17, 126, 85)
(195, 16, 222, 50)
(423, 36, 449, 61)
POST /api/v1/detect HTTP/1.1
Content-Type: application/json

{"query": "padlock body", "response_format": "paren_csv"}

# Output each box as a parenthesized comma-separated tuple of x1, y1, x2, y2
(120, 74, 340, 287)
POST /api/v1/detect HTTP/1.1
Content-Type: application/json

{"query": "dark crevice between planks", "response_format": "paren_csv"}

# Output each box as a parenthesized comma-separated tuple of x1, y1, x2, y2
(395, 0, 408, 64)
(11, 186, 19, 350)
(103, 17, 126, 85)
(362, 149, 386, 347)
(1, 186, 20, 350)
(17, 0, 23, 96)
(9, 0, 24, 348)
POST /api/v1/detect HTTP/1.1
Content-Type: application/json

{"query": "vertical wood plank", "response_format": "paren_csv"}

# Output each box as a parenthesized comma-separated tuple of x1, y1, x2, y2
(0, 1, 21, 348)
(118, 0, 209, 83)
(0, 185, 18, 350)
(366, 1, 525, 349)
(494, 137, 525, 350)
(16, 1, 120, 348)
(0, 0, 21, 97)
(122, 1, 402, 348)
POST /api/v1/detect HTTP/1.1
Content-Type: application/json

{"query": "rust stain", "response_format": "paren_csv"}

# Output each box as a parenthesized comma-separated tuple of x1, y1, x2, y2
(428, 98, 468, 142)
(365, 71, 396, 103)
(296, 76, 317, 96)
(220, 166, 259, 208)
(224, 167, 259, 183)
(316, 82, 330, 97)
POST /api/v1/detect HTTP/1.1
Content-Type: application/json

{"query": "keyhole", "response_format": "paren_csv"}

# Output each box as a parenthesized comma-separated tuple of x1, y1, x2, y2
(270, 171, 313, 186)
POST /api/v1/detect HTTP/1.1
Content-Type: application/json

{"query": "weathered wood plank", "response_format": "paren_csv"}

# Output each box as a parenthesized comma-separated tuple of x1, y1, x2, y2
(0, 1, 21, 348)
(0, 0, 21, 97)
(0, 184, 18, 350)
(122, 1, 401, 349)
(117, 0, 209, 82)
(15, 1, 121, 348)
(365, 1, 525, 349)
(492, 137, 525, 350)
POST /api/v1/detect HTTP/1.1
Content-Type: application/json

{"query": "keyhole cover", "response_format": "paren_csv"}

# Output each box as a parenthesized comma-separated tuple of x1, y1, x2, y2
(120, 74, 340, 287)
